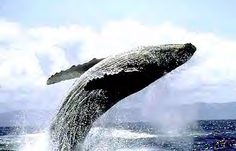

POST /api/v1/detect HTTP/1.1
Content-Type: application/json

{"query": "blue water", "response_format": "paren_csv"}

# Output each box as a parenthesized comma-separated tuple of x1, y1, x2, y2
(0, 120, 236, 150)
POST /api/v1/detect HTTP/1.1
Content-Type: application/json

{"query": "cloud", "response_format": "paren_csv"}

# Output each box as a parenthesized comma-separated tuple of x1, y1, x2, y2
(0, 19, 236, 112)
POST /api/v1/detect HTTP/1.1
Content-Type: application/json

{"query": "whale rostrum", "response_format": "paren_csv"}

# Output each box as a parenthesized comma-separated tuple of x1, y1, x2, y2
(48, 43, 196, 150)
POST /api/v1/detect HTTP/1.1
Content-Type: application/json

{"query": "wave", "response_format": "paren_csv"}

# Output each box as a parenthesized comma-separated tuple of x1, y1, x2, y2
(18, 127, 159, 151)
(1, 121, 236, 151)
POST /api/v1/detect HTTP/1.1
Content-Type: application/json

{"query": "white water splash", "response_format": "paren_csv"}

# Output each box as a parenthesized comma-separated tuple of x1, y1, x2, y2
(89, 127, 156, 139)
(20, 131, 50, 151)
(84, 127, 159, 151)
(18, 127, 157, 151)
(116, 148, 163, 151)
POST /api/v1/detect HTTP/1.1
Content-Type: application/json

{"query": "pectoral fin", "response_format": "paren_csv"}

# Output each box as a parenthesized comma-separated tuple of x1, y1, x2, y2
(47, 58, 104, 85)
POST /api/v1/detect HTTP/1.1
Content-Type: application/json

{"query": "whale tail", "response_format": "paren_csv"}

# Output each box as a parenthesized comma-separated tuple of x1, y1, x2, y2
(47, 58, 104, 85)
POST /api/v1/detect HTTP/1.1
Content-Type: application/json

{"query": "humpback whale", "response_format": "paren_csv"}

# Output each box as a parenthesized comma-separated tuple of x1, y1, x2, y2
(47, 43, 196, 150)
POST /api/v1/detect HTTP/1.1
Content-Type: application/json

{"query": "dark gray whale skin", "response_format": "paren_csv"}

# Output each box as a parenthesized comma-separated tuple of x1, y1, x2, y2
(49, 43, 196, 150)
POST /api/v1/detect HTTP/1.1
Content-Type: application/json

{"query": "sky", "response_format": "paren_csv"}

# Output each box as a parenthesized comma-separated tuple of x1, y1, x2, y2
(0, 0, 236, 113)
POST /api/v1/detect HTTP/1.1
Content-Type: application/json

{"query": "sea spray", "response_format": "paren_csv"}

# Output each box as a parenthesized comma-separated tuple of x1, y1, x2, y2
(139, 55, 199, 134)
(83, 127, 157, 151)
(20, 131, 50, 151)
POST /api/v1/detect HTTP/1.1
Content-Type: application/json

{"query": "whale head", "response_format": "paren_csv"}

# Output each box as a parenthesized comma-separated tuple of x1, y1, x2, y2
(140, 43, 196, 75)
(156, 43, 196, 67)
(84, 43, 196, 100)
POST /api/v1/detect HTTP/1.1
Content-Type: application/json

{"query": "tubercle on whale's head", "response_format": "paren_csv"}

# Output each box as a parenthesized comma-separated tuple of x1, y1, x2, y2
(174, 43, 196, 65)
(151, 43, 196, 71)
(173, 43, 196, 61)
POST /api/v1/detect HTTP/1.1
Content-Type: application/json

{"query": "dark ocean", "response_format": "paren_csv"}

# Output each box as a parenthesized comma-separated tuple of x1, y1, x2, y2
(1, 120, 236, 151)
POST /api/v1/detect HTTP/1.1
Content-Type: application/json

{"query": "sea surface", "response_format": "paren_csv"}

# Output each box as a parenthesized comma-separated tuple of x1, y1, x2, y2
(0, 120, 236, 151)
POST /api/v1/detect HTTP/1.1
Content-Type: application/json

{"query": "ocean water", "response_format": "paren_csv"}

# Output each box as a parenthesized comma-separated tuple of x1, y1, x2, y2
(0, 120, 236, 151)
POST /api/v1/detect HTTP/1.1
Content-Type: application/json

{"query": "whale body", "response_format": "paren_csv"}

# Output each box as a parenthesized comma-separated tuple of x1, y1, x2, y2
(47, 43, 196, 150)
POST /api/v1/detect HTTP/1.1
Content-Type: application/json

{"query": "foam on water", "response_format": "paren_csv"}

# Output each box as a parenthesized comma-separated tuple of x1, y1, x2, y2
(83, 127, 161, 151)
(19, 127, 157, 151)
(89, 127, 156, 139)
(17, 127, 213, 150)
(116, 148, 165, 151)
(20, 131, 49, 151)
